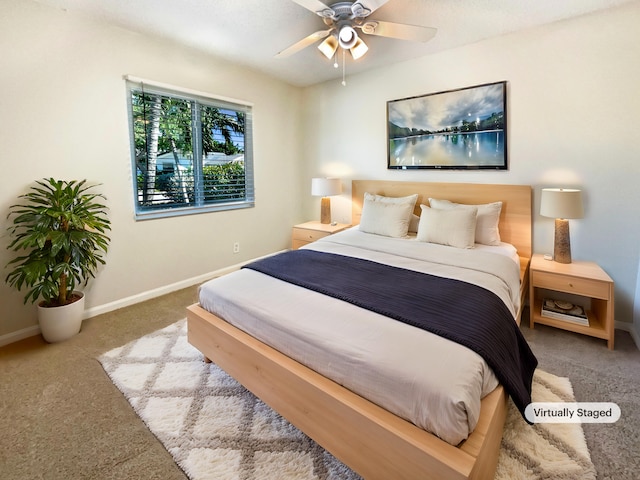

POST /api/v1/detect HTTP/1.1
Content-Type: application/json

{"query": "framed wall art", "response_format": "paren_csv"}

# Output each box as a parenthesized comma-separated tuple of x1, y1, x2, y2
(387, 81, 507, 170)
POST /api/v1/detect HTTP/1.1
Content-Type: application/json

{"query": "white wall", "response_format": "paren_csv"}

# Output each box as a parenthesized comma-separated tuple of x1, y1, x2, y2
(0, 0, 304, 340)
(301, 2, 640, 326)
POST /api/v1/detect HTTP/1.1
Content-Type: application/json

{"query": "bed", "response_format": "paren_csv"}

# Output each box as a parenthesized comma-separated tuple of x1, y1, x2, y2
(187, 180, 534, 480)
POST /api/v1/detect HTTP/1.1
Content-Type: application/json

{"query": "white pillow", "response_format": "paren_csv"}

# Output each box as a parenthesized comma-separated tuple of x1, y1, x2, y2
(417, 204, 477, 249)
(428, 198, 502, 246)
(409, 213, 420, 233)
(359, 193, 418, 238)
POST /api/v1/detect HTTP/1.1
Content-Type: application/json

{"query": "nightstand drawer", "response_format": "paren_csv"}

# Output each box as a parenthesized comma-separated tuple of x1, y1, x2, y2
(532, 271, 610, 299)
(291, 222, 351, 250)
(292, 228, 329, 243)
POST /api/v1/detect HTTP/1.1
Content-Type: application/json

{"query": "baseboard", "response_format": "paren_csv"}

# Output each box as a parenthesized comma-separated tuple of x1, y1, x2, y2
(0, 325, 41, 347)
(84, 250, 286, 319)
(0, 250, 286, 348)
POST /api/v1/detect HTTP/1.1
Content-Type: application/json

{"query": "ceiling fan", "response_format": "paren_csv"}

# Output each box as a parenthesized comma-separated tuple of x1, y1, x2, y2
(276, 0, 437, 62)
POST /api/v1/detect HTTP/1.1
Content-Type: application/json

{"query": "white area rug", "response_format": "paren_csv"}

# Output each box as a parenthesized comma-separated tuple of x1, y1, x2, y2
(99, 320, 596, 480)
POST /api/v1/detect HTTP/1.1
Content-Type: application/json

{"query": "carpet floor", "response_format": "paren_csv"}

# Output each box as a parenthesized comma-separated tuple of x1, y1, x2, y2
(99, 319, 596, 480)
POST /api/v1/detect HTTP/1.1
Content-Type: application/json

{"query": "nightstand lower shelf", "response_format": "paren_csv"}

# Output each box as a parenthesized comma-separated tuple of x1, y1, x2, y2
(531, 299, 608, 340)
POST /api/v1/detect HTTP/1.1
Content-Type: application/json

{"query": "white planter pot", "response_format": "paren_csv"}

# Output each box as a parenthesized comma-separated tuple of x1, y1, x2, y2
(38, 292, 85, 343)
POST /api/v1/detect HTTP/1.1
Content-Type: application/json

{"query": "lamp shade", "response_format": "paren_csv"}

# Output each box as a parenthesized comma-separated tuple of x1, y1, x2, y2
(540, 188, 584, 219)
(318, 35, 338, 59)
(311, 178, 342, 197)
(349, 37, 369, 60)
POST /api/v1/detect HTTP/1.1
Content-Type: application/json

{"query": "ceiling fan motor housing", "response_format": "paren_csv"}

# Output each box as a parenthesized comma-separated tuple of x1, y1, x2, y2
(320, 2, 371, 49)
(321, 2, 371, 21)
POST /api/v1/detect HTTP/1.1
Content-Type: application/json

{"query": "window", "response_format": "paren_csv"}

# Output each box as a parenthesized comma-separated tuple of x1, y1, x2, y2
(126, 79, 254, 220)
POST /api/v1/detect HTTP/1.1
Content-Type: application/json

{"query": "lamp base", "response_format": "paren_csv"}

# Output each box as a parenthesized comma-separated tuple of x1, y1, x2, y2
(554, 218, 572, 264)
(320, 197, 331, 224)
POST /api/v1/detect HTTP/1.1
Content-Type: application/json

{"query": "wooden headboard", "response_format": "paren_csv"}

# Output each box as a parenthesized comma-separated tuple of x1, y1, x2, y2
(351, 180, 532, 260)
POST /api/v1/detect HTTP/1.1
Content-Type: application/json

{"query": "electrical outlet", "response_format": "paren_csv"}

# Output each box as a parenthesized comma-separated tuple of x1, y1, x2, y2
(233, 242, 240, 254)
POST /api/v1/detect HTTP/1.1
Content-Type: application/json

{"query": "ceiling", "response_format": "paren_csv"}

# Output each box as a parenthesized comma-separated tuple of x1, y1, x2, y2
(34, 0, 633, 87)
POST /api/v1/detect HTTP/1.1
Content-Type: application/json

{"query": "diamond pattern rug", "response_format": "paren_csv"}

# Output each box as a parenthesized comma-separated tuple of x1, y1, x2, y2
(99, 320, 596, 480)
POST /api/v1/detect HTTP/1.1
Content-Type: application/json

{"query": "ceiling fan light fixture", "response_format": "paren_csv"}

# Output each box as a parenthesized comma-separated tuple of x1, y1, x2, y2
(318, 35, 338, 59)
(338, 25, 358, 49)
(349, 37, 368, 60)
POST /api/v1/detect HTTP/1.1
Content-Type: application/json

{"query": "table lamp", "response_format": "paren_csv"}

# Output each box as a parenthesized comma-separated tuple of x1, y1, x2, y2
(540, 188, 584, 264)
(311, 178, 342, 224)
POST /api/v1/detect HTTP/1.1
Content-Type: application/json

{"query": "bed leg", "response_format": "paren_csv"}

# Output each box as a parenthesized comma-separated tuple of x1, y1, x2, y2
(203, 356, 212, 363)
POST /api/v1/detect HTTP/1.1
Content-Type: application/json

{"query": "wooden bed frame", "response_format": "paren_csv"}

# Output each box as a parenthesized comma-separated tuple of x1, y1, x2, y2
(187, 181, 532, 480)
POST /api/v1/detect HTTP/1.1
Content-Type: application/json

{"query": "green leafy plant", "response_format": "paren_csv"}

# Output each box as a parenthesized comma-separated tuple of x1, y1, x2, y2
(5, 178, 111, 307)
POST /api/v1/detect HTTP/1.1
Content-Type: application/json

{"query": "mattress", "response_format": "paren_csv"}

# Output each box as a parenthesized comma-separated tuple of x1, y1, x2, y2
(198, 228, 522, 445)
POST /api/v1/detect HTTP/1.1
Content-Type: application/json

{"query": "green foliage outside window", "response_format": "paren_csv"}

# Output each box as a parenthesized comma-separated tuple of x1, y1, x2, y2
(128, 82, 254, 218)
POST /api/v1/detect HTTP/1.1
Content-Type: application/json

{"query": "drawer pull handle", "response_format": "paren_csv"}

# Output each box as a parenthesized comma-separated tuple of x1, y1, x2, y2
(568, 283, 574, 287)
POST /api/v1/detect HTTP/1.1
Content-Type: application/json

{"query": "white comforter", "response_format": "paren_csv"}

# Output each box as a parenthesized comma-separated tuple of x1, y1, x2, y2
(198, 228, 522, 445)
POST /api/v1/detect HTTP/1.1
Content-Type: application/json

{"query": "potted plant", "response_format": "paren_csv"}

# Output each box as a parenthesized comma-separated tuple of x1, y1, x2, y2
(5, 178, 111, 342)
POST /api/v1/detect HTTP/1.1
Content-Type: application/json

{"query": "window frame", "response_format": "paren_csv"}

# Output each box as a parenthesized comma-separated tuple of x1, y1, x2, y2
(125, 77, 255, 221)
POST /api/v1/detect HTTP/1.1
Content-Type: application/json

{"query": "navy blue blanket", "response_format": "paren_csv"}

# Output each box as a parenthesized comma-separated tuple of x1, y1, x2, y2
(244, 249, 537, 417)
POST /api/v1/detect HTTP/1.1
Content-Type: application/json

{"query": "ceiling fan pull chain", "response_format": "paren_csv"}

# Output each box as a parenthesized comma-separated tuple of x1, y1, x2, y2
(341, 49, 347, 86)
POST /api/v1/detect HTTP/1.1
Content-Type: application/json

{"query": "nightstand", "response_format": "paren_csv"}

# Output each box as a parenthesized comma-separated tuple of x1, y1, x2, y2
(529, 254, 615, 349)
(291, 221, 350, 250)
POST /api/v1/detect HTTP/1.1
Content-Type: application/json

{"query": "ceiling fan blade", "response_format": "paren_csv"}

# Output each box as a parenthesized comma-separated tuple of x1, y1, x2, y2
(352, 0, 389, 16)
(276, 29, 332, 58)
(291, 0, 334, 17)
(361, 20, 437, 42)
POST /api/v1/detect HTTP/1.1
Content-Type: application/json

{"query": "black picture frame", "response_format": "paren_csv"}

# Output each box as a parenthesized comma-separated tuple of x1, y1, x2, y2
(387, 81, 507, 170)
